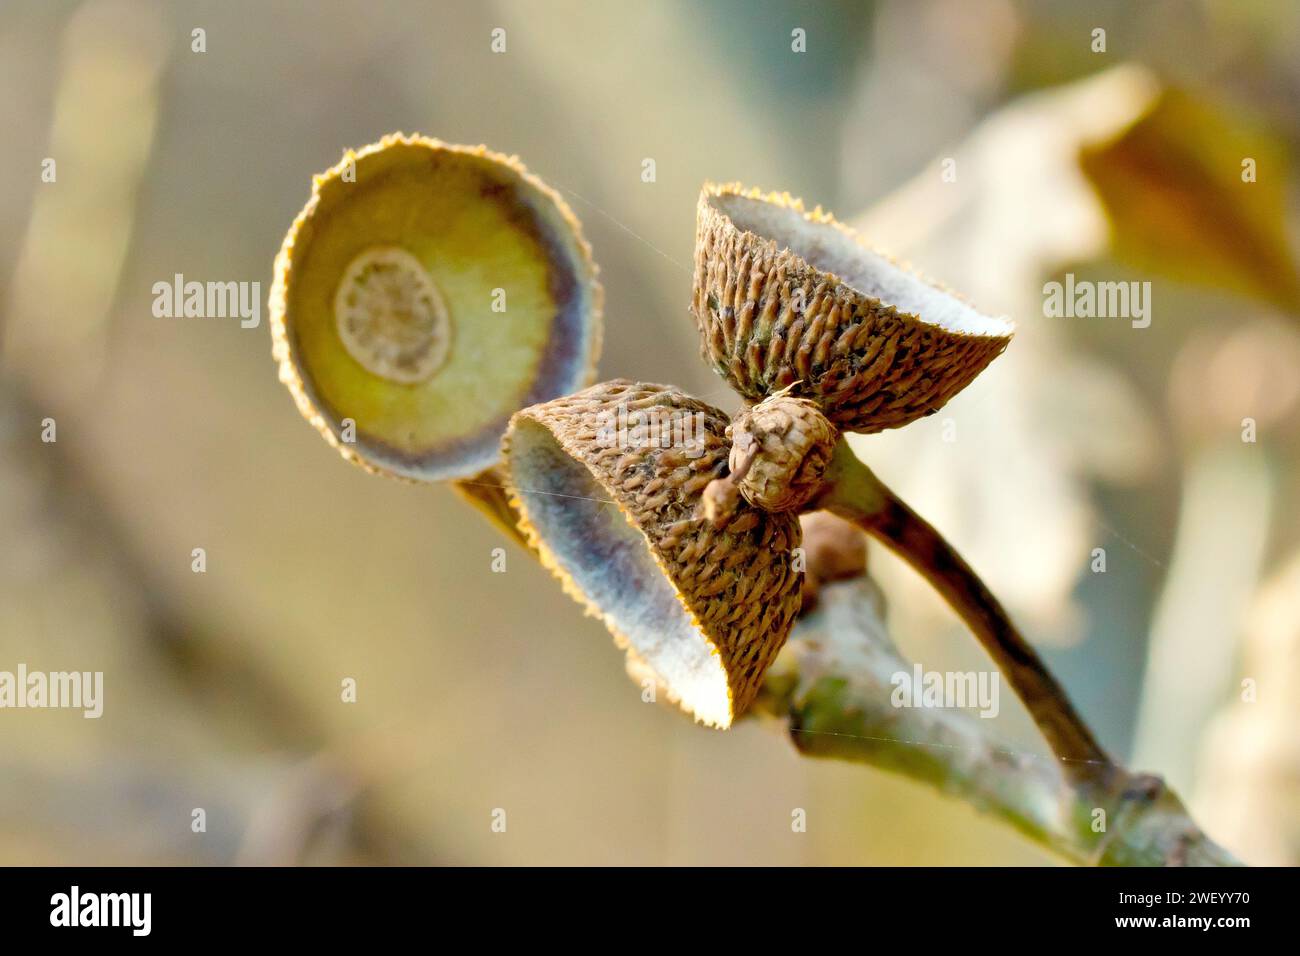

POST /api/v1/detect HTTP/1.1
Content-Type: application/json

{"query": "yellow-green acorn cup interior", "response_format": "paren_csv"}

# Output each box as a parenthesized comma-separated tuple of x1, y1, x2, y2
(271, 133, 602, 481)
(692, 183, 1014, 433)
(502, 380, 803, 727)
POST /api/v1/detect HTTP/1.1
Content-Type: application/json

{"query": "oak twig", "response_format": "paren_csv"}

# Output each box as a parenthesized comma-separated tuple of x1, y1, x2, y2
(814, 438, 1110, 781)
(753, 573, 1239, 866)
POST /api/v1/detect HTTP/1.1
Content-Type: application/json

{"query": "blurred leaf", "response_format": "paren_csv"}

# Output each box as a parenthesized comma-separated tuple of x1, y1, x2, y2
(1080, 89, 1300, 314)
(1196, 547, 1300, 865)
(851, 66, 1164, 642)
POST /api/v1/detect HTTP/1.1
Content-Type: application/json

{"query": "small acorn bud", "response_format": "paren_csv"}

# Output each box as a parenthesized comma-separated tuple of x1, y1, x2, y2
(729, 391, 837, 513)
(798, 511, 868, 611)
(700, 471, 742, 526)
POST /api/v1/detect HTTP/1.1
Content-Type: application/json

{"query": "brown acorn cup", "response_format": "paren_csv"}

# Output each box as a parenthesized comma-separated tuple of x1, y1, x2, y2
(692, 183, 1014, 432)
(501, 380, 803, 727)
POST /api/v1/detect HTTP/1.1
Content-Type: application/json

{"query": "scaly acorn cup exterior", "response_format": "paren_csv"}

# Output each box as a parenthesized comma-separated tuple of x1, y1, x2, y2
(270, 133, 602, 482)
(691, 183, 1014, 433)
(502, 380, 803, 728)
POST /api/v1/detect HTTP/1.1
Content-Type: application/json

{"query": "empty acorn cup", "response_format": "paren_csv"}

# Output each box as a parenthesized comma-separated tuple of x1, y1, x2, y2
(692, 183, 1014, 432)
(270, 133, 602, 482)
(502, 380, 803, 727)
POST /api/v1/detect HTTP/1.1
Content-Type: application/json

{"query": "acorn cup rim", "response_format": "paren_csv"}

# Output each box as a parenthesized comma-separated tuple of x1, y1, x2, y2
(269, 132, 604, 484)
(502, 405, 736, 728)
(699, 181, 1016, 340)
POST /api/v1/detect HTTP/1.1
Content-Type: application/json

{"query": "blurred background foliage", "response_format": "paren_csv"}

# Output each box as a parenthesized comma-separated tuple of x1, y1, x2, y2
(1, 0, 1298, 865)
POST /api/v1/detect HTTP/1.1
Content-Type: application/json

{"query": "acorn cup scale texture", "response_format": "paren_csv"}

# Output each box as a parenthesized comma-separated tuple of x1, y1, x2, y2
(502, 380, 803, 728)
(692, 184, 1014, 433)
(270, 133, 602, 482)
